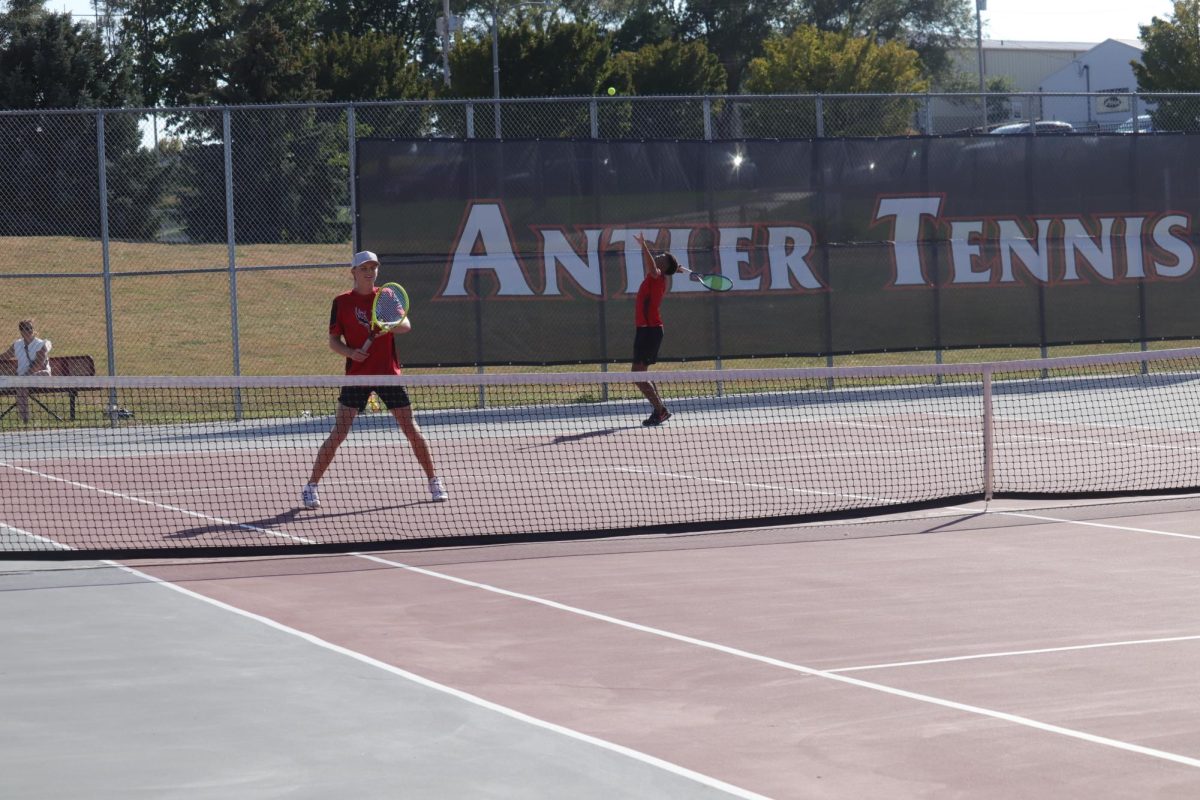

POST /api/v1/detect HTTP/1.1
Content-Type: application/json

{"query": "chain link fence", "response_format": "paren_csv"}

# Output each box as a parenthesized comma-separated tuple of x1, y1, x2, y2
(0, 91, 1195, 379)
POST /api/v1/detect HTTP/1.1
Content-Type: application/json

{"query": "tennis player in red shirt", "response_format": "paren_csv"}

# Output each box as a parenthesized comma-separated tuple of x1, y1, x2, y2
(302, 251, 447, 509)
(632, 233, 680, 426)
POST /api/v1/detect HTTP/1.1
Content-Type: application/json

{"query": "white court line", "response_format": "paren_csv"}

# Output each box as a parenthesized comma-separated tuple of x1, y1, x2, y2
(1, 548, 766, 800)
(614, 466, 910, 505)
(0, 522, 71, 551)
(0, 460, 311, 545)
(829, 634, 1200, 673)
(730, 443, 981, 463)
(947, 505, 1200, 542)
(354, 552, 1200, 770)
(823, 415, 1200, 458)
(824, 506, 1200, 673)
(994, 433, 1200, 455)
(728, 431, 1200, 466)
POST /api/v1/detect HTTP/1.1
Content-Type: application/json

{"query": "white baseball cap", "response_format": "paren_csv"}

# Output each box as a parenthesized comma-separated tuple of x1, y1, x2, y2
(351, 250, 379, 268)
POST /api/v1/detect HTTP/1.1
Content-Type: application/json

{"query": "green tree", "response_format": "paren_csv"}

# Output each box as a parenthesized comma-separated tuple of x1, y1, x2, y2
(115, 0, 241, 107)
(0, 0, 166, 238)
(937, 72, 1018, 128)
(119, 0, 432, 104)
(175, 106, 348, 243)
(567, 0, 684, 52)
(172, 14, 348, 244)
(798, 0, 973, 80)
(445, 19, 609, 137)
(116, 0, 434, 242)
(0, 0, 131, 107)
(1133, 0, 1200, 131)
(743, 24, 929, 135)
(314, 0, 441, 74)
(679, 0, 792, 91)
(212, 12, 315, 104)
(604, 38, 726, 137)
(167, 6, 339, 244)
(607, 38, 726, 95)
(310, 31, 428, 102)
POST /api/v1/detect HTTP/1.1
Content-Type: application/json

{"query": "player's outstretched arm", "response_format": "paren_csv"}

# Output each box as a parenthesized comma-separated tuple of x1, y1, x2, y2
(633, 232, 660, 277)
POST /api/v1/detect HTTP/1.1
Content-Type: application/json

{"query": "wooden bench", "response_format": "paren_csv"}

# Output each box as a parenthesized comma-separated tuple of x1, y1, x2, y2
(0, 355, 97, 421)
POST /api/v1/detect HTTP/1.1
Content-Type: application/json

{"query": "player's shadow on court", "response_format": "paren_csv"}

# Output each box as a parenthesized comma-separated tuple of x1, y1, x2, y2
(167, 508, 307, 539)
(167, 504, 422, 540)
(533, 427, 632, 448)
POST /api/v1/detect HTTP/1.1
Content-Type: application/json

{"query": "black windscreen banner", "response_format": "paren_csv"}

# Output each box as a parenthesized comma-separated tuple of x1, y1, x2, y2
(356, 136, 1200, 366)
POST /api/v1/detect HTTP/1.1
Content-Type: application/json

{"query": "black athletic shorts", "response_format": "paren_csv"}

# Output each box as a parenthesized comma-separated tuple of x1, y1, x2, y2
(338, 385, 411, 411)
(632, 326, 664, 366)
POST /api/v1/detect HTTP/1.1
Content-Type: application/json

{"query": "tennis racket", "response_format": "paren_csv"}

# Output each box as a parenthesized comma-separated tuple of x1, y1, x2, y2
(360, 282, 410, 354)
(683, 269, 733, 292)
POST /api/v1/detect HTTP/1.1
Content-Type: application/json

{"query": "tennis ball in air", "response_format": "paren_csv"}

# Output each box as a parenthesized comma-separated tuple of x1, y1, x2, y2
(607, 86, 617, 96)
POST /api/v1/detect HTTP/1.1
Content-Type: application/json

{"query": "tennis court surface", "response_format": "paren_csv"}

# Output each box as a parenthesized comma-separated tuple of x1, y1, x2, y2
(5, 496, 1200, 798)
(4, 350, 1200, 796)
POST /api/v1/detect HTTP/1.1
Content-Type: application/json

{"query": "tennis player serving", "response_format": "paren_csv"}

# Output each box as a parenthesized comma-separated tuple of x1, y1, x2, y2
(632, 233, 680, 426)
(302, 250, 447, 508)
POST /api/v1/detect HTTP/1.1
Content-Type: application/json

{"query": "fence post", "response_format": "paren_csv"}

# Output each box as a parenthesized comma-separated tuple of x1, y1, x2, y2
(701, 100, 724, 391)
(223, 108, 243, 418)
(591, 99, 608, 401)
(815, 95, 824, 138)
(348, 105, 357, 249)
(96, 111, 114, 374)
(96, 110, 120, 421)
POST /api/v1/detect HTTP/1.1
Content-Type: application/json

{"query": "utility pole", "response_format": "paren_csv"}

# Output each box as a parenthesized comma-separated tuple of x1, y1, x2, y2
(976, 0, 987, 128)
(436, 0, 457, 87)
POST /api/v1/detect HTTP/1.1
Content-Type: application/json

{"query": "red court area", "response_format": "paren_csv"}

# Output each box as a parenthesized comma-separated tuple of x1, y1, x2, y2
(121, 496, 1200, 798)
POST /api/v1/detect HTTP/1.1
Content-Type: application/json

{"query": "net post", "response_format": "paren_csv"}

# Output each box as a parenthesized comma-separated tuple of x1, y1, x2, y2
(982, 364, 994, 503)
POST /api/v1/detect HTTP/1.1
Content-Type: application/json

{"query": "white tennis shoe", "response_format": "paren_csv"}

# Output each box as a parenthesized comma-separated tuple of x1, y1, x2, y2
(301, 483, 321, 509)
(429, 477, 448, 502)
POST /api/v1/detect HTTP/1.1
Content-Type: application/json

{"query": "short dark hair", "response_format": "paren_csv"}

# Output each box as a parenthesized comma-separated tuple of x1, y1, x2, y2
(656, 253, 680, 276)
(18, 319, 33, 333)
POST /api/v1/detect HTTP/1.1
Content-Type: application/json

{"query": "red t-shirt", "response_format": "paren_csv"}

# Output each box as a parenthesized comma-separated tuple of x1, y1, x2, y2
(329, 289, 402, 376)
(635, 273, 668, 327)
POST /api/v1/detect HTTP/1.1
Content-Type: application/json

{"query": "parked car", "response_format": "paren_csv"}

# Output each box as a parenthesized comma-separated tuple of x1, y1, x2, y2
(989, 121, 1076, 135)
(1115, 114, 1155, 133)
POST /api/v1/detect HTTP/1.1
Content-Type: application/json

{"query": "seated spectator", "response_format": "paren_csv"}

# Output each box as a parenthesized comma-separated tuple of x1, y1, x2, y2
(1, 319, 52, 422)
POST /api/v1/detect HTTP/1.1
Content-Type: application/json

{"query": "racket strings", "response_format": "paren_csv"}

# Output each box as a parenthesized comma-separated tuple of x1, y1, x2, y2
(374, 289, 406, 326)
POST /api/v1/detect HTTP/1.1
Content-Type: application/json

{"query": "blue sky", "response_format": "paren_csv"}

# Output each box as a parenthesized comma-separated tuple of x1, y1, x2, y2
(53, 0, 1179, 47)
(980, 0, 1177, 44)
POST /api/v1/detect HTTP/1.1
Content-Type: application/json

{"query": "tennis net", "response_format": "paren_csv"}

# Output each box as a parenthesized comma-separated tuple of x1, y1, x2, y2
(4, 347, 1200, 558)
